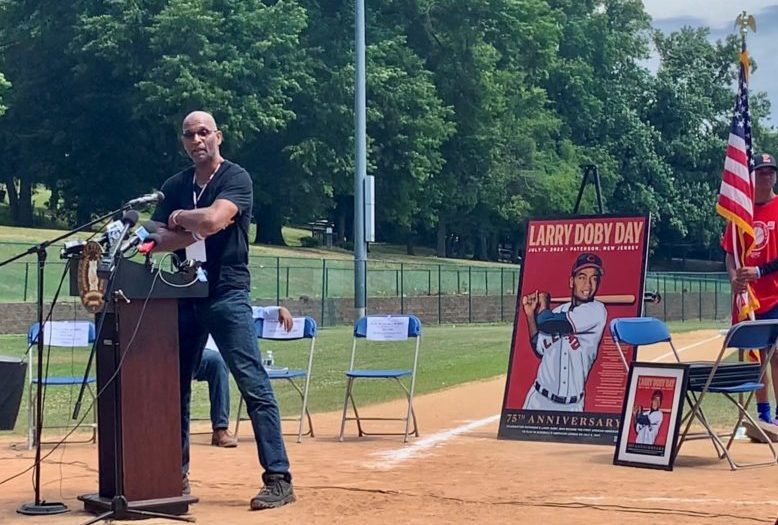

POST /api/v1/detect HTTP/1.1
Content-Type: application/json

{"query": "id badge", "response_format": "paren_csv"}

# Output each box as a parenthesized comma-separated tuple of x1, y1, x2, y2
(186, 240, 207, 262)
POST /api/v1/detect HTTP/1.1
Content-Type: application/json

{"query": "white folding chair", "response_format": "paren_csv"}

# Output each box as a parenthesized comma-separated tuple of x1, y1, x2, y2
(26, 320, 97, 449)
(338, 315, 421, 443)
(233, 316, 317, 443)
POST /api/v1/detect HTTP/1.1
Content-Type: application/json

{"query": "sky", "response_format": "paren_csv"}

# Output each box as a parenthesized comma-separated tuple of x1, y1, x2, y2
(642, 0, 778, 124)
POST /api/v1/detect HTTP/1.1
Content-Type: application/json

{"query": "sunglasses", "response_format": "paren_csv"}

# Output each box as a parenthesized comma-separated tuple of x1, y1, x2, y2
(182, 128, 218, 140)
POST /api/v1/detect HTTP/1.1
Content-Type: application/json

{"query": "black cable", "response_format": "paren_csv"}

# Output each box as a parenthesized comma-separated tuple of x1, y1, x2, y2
(0, 268, 161, 488)
(72, 247, 124, 421)
(83, 216, 116, 245)
(295, 485, 773, 523)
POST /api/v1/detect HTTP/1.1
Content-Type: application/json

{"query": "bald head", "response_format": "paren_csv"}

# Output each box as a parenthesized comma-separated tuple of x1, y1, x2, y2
(181, 110, 223, 169)
(183, 111, 218, 131)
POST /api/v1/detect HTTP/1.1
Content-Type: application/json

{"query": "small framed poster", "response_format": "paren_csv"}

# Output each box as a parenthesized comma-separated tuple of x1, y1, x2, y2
(614, 362, 689, 471)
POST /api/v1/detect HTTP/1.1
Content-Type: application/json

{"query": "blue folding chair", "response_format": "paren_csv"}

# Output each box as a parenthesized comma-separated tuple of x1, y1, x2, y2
(233, 316, 317, 443)
(612, 317, 778, 469)
(678, 319, 778, 469)
(26, 320, 97, 449)
(338, 315, 421, 443)
(610, 317, 679, 372)
(611, 317, 717, 452)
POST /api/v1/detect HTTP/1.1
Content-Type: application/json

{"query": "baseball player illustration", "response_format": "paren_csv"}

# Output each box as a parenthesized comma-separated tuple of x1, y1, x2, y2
(522, 252, 608, 412)
(633, 390, 664, 445)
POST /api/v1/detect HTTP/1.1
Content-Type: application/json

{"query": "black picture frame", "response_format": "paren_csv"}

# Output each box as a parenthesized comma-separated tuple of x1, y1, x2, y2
(613, 361, 689, 471)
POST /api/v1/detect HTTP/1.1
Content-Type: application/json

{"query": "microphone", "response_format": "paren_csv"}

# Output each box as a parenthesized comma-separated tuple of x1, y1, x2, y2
(121, 210, 140, 227)
(60, 239, 86, 259)
(138, 233, 162, 255)
(121, 221, 159, 254)
(125, 191, 165, 208)
(95, 219, 125, 249)
(97, 210, 140, 278)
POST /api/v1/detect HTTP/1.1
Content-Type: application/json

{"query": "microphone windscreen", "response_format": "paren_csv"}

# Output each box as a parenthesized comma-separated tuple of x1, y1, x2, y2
(123, 209, 140, 226)
(141, 220, 160, 233)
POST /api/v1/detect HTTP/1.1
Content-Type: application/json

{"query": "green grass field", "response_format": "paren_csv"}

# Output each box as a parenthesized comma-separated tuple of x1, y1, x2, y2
(0, 323, 513, 438)
(0, 320, 745, 442)
(0, 223, 743, 441)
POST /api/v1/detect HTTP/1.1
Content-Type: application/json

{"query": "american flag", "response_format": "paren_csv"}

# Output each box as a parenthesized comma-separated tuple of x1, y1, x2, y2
(716, 42, 760, 322)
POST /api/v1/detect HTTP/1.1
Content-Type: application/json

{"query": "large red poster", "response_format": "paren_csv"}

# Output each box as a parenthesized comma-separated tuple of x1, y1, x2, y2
(498, 215, 650, 445)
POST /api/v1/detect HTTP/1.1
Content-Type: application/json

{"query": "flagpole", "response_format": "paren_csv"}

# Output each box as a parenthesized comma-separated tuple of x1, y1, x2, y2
(734, 10, 757, 323)
(731, 224, 756, 321)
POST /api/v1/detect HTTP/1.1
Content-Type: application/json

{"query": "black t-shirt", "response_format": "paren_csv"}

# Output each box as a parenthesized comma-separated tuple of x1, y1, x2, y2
(151, 160, 253, 293)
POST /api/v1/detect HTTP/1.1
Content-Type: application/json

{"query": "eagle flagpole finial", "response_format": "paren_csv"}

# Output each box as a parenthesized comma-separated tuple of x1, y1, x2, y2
(735, 11, 757, 36)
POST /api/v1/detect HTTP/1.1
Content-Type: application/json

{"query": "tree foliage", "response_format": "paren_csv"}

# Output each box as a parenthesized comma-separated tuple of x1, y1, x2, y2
(0, 0, 773, 261)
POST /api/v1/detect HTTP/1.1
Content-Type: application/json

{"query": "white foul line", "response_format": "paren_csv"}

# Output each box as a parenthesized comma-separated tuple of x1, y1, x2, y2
(367, 415, 500, 470)
(650, 333, 722, 362)
(369, 332, 723, 470)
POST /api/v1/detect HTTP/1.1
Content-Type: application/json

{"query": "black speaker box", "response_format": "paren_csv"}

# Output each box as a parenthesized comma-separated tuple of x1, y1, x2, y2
(0, 356, 27, 430)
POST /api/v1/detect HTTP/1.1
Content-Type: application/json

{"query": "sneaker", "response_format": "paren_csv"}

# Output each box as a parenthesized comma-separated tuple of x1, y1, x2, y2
(183, 475, 191, 495)
(250, 474, 296, 510)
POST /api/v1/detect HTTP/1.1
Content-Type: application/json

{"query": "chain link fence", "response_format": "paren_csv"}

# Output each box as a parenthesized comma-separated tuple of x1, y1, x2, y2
(0, 241, 732, 327)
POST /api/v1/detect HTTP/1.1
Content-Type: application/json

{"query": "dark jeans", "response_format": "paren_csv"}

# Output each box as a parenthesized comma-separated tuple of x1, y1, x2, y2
(193, 348, 230, 430)
(179, 288, 291, 480)
(756, 303, 778, 321)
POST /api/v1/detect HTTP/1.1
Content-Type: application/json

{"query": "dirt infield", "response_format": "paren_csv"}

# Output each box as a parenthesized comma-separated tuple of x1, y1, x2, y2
(1, 329, 777, 524)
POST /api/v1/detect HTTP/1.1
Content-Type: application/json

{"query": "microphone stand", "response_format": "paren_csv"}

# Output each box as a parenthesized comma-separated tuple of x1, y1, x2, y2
(70, 210, 138, 428)
(1, 203, 136, 516)
(72, 212, 139, 422)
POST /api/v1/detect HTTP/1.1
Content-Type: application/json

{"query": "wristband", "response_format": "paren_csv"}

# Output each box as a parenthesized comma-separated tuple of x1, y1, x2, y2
(756, 266, 762, 279)
(171, 209, 183, 226)
(192, 231, 205, 242)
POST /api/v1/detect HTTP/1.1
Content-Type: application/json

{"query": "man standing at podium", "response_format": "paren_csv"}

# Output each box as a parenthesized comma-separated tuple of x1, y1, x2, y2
(148, 110, 295, 510)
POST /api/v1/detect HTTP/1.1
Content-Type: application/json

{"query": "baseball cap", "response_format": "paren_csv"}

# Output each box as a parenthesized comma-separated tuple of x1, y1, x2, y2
(754, 152, 777, 171)
(571, 252, 604, 276)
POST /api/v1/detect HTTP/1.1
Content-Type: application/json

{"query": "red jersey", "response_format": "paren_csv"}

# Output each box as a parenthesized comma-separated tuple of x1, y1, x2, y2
(722, 196, 778, 314)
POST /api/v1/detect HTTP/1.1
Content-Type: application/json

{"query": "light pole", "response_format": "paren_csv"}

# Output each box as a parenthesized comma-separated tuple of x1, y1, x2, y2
(353, 0, 367, 319)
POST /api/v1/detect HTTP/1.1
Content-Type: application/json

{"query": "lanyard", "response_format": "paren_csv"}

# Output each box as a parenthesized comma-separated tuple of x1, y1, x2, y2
(192, 163, 221, 208)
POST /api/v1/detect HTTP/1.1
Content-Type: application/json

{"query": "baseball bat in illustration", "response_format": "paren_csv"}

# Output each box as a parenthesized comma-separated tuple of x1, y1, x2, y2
(550, 294, 636, 304)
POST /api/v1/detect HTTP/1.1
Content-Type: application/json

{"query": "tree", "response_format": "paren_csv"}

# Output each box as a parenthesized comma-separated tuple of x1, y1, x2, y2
(0, 0, 76, 225)
(255, 1, 455, 248)
(648, 28, 750, 258)
(0, 0, 310, 226)
(397, 0, 575, 258)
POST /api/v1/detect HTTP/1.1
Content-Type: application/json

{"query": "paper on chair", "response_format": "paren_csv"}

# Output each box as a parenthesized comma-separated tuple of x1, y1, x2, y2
(262, 317, 305, 340)
(43, 321, 90, 347)
(366, 316, 409, 341)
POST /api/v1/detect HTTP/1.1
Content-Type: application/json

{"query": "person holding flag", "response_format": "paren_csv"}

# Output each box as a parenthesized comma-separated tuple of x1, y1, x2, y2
(724, 152, 778, 425)
(724, 153, 778, 426)
(718, 24, 778, 427)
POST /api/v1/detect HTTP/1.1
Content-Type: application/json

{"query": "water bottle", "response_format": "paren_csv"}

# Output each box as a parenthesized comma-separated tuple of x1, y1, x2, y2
(263, 350, 274, 369)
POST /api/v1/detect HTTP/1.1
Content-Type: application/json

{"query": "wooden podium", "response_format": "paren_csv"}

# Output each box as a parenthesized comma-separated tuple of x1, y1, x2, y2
(75, 259, 207, 517)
